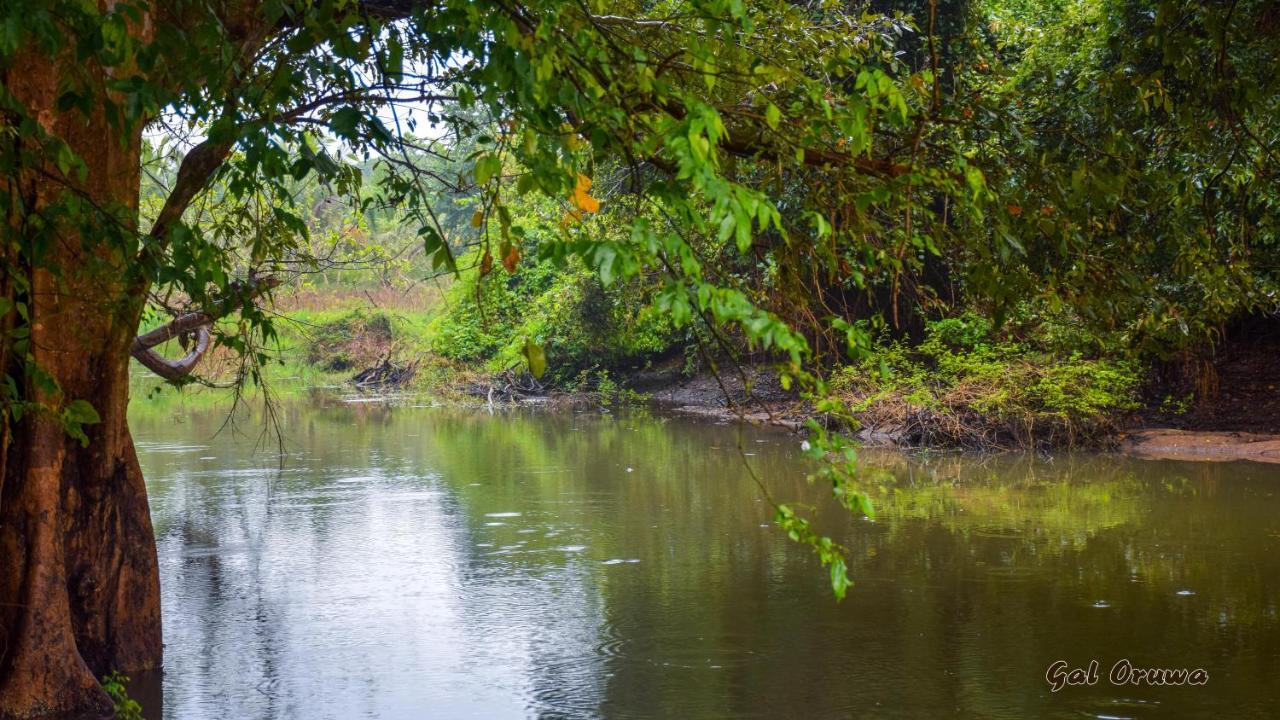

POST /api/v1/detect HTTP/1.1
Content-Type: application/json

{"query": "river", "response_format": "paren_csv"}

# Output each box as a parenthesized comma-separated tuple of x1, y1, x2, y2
(126, 399, 1280, 719)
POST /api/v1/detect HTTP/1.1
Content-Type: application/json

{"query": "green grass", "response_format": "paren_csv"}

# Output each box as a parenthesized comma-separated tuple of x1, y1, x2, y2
(130, 288, 482, 411)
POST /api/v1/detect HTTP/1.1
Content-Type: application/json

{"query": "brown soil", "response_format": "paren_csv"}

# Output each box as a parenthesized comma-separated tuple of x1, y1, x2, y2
(625, 359, 808, 429)
(306, 312, 397, 372)
(1120, 315, 1280, 462)
(1121, 429, 1280, 464)
(626, 335, 1280, 461)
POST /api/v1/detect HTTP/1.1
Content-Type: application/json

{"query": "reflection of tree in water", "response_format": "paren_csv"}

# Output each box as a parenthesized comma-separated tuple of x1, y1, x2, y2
(131, 403, 1280, 719)
(856, 450, 1278, 620)
(148, 456, 292, 719)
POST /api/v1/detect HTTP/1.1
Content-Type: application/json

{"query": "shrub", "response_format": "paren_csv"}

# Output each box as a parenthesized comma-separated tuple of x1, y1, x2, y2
(305, 310, 397, 371)
(429, 247, 677, 381)
(101, 672, 143, 720)
(829, 316, 1140, 448)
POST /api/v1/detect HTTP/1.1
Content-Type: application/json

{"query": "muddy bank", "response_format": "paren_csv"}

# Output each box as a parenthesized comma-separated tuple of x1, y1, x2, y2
(638, 370, 1280, 462)
(1120, 429, 1280, 464)
(337, 351, 1280, 461)
(625, 363, 809, 430)
(1117, 316, 1280, 463)
(1141, 314, 1280, 433)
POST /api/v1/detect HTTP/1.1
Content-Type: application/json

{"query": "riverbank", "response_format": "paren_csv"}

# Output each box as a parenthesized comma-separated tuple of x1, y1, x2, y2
(130, 298, 1280, 461)
(132, 358, 1280, 465)
(1120, 429, 1280, 464)
(635, 369, 1280, 464)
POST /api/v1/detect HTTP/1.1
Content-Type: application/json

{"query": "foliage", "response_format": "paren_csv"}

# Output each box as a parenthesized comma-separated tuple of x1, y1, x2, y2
(561, 368, 650, 406)
(428, 246, 677, 380)
(100, 672, 143, 720)
(970, 0, 1280, 355)
(4, 0, 1279, 606)
(829, 314, 1141, 447)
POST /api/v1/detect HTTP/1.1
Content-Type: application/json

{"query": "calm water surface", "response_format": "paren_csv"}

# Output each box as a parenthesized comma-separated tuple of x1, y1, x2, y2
(127, 400, 1280, 719)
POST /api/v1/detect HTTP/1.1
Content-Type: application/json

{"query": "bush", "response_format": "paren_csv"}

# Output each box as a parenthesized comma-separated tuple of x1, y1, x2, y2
(101, 672, 143, 720)
(428, 247, 677, 381)
(829, 316, 1140, 448)
(305, 310, 397, 371)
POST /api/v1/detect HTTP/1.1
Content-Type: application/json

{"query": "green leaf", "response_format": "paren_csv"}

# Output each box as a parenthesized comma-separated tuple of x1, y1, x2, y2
(329, 107, 362, 140)
(61, 399, 101, 447)
(830, 557, 849, 600)
(474, 153, 502, 185)
(764, 103, 781, 130)
(64, 399, 101, 425)
(523, 338, 547, 379)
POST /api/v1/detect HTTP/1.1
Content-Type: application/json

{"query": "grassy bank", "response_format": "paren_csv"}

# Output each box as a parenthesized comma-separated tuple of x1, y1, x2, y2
(132, 285, 1147, 452)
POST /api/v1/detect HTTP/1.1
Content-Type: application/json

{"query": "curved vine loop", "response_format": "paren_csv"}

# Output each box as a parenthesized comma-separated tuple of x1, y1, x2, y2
(131, 314, 214, 381)
(130, 275, 280, 381)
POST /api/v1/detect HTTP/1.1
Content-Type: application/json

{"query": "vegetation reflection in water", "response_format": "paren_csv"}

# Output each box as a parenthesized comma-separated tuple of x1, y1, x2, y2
(128, 400, 1280, 719)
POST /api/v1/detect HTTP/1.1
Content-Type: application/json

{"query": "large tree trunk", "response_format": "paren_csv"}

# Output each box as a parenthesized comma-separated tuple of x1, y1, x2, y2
(0, 42, 161, 720)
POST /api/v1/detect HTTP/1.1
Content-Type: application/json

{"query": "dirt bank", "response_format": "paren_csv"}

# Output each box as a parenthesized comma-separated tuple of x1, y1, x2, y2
(1121, 429, 1280, 464)
(624, 362, 809, 429)
(1140, 314, 1280, 433)
(1118, 315, 1280, 463)
(635, 366, 1280, 462)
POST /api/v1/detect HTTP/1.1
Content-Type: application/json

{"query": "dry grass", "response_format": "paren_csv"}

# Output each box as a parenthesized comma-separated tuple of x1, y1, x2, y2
(273, 282, 447, 313)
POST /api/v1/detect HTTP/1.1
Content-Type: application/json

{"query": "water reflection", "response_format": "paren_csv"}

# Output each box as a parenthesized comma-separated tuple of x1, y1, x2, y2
(129, 401, 1280, 719)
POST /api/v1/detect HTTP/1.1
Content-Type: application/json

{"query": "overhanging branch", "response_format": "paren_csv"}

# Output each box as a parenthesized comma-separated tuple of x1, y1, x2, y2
(131, 276, 280, 382)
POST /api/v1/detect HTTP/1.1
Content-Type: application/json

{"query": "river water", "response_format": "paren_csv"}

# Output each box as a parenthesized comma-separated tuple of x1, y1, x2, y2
(127, 400, 1280, 719)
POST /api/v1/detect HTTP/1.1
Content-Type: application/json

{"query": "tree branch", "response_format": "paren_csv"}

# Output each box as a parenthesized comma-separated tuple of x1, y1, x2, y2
(131, 276, 281, 381)
(147, 136, 235, 243)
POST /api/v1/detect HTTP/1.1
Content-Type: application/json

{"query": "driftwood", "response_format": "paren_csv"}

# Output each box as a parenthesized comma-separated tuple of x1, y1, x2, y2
(351, 354, 418, 388)
(131, 276, 280, 381)
(470, 369, 545, 407)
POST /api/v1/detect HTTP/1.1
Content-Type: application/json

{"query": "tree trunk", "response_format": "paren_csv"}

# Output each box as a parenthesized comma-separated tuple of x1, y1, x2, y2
(0, 42, 161, 720)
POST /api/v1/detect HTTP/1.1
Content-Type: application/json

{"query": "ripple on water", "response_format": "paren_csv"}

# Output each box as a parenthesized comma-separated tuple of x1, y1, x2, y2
(969, 525, 1025, 539)
(180, 544, 246, 559)
(1076, 696, 1162, 720)
(133, 442, 210, 454)
(975, 565, 1046, 584)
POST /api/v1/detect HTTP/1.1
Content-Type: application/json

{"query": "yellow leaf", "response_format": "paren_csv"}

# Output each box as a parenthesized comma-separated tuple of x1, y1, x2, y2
(479, 250, 493, 276)
(571, 173, 600, 213)
(471, 210, 484, 228)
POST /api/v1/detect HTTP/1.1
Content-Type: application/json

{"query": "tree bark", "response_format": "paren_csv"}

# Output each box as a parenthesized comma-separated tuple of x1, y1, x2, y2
(0, 41, 161, 720)
(1, 1, 415, 715)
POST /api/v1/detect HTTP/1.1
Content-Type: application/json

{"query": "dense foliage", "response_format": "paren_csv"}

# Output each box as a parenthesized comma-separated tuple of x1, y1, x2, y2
(3, 0, 1279, 616)
(829, 313, 1141, 448)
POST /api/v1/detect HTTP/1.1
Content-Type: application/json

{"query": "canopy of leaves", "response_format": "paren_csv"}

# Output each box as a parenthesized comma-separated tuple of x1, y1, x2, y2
(3, 0, 1277, 597)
